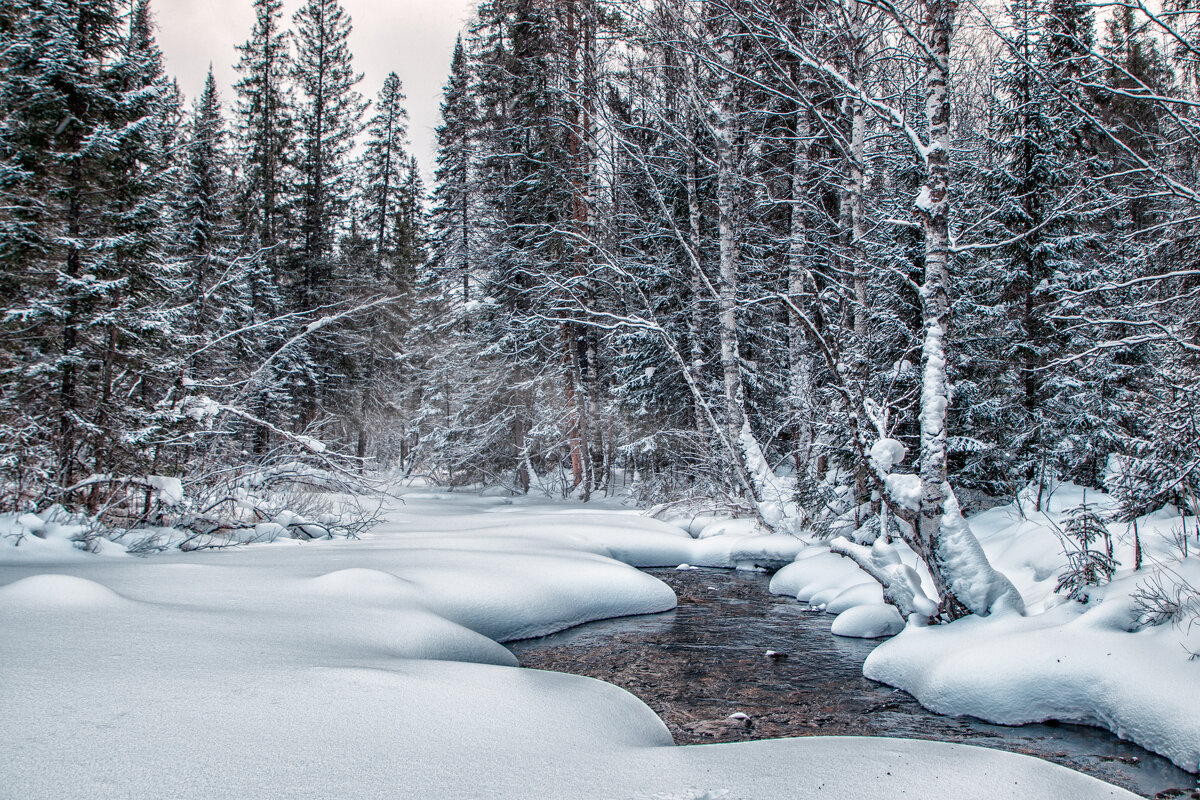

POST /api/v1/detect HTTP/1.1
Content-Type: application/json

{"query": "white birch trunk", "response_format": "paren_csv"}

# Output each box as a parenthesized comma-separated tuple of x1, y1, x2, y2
(787, 107, 815, 478)
(913, 0, 1022, 620)
(713, 34, 745, 460)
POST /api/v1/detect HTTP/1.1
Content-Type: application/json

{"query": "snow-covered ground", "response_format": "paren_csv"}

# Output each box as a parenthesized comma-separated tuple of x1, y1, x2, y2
(768, 484, 1200, 774)
(0, 488, 1165, 798)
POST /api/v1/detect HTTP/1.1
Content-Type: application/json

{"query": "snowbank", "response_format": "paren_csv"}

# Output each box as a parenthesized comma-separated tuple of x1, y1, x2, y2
(865, 571, 1200, 772)
(0, 489, 1141, 798)
(0, 658, 1137, 800)
(379, 501, 809, 571)
(831, 602, 905, 638)
(766, 483, 1200, 772)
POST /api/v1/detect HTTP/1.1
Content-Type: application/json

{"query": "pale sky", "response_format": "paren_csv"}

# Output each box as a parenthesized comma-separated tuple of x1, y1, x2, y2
(154, 0, 479, 183)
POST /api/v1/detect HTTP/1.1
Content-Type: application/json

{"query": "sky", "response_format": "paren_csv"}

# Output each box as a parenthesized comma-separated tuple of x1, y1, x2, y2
(154, 0, 479, 183)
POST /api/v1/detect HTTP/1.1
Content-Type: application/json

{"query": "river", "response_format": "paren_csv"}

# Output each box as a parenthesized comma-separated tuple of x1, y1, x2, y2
(509, 567, 1198, 799)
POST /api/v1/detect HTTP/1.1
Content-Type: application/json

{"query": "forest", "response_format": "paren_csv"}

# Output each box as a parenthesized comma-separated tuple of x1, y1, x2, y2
(3, 0, 1198, 550)
(2, 0, 1200, 796)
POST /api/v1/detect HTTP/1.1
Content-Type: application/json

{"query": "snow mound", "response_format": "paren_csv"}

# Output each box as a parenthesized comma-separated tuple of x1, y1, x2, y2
(728, 535, 808, 571)
(769, 551, 865, 601)
(0, 573, 125, 608)
(865, 605, 1200, 772)
(696, 518, 762, 539)
(667, 514, 725, 537)
(826, 581, 885, 614)
(307, 568, 421, 603)
(831, 603, 905, 639)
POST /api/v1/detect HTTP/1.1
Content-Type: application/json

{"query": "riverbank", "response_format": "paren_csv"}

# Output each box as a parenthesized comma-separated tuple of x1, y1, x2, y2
(514, 567, 1196, 797)
(0, 489, 1147, 798)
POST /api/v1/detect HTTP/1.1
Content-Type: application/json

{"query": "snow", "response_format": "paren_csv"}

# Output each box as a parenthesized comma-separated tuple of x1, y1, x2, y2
(147, 474, 185, 506)
(738, 420, 806, 532)
(871, 437, 908, 473)
(865, 591, 1200, 772)
(832, 602, 906, 638)
(827, 581, 885, 613)
(181, 393, 220, 424)
(294, 434, 327, 453)
(830, 535, 940, 619)
(935, 489, 1025, 615)
(886, 471, 925, 510)
(915, 185, 934, 212)
(0, 489, 1144, 798)
(770, 482, 1200, 772)
(770, 547, 883, 602)
(14, 512, 45, 534)
(0, 573, 127, 608)
(696, 517, 762, 539)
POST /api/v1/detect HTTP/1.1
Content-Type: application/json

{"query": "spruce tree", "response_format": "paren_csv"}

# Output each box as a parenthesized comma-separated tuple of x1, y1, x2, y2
(956, 0, 1099, 501)
(291, 0, 367, 302)
(234, 0, 293, 290)
(431, 35, 476, 304)
(361, 72, 412, 282)
(0, 0, 183, 507)
(233, 0, 295, 452)
(178, 67, 248, 381)
(98, 0, 182, 483)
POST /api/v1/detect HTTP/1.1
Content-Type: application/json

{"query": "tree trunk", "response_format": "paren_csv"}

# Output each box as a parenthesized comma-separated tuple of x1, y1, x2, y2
(916, 0, 971, 621)
(714, 43, 744, 456)
(786, 102, 815, 477)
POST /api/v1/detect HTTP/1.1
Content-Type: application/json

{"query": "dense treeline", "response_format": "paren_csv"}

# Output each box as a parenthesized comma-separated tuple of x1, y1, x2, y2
(414, 0, 1200, 617)
(2, 0, 1198, 607)
(419, 0, 1200, 514)
(0, 0, 425, 525)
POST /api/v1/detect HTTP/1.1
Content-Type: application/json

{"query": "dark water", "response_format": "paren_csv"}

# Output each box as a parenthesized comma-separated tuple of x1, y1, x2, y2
(509, 567, 1199, 799)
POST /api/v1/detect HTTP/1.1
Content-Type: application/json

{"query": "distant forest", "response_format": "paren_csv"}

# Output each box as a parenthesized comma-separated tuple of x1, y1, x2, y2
(2, 0, 1198, 547)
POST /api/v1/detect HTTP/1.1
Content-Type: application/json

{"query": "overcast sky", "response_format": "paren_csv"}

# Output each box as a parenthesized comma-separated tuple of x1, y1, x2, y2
(154, 0, 478, 183)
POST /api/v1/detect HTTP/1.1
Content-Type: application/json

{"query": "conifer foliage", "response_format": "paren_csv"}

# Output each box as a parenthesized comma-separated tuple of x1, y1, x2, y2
(0, 0, 427, 530)
(411, 0, 1200, 620)
(2, 0, 1200, 589)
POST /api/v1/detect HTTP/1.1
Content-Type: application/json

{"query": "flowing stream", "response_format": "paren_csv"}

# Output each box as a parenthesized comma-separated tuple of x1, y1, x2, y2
(509, 567, 1198, 799)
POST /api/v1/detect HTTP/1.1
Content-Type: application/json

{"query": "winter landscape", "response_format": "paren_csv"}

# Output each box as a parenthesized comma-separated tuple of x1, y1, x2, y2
(2, 0, 1199, 798)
